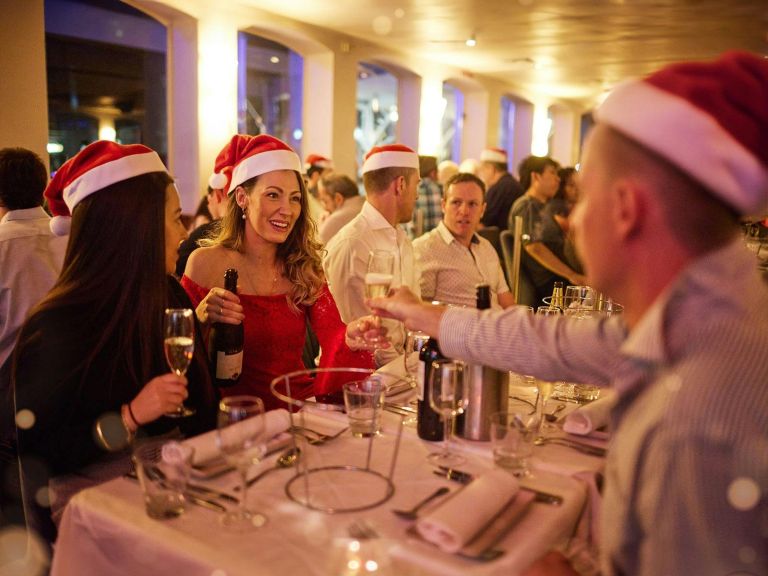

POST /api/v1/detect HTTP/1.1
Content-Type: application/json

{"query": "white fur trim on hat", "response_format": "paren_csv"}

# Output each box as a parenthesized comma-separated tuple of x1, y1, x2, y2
(208, 172, 227, 190)
(50, 215, 71, 236)
(62, 151, 166, 212)
(596, 79, 768, 216)
(228, 149, 302, 194)
(480, 149, 508, 164)
(361, 151, 419, 174)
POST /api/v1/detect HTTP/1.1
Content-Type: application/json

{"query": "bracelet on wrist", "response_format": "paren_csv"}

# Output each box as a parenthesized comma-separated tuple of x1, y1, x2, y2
(127, 401, 141, 428)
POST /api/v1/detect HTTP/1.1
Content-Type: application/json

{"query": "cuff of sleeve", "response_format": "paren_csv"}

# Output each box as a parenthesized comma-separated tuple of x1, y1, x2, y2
(437, 307, 478, 360)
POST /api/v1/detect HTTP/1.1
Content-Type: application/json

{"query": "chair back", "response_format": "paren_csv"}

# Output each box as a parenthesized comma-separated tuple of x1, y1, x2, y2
(476, 226, 502, 261)
(500, 222, 537, 307)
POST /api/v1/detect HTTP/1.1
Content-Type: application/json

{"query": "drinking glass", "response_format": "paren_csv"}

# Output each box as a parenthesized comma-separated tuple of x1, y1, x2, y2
(217, 395, 267, 531)
(536, 306, 562, 316)
(427, 360, 468, 467)
(365, 250, 395, 345)
(534, 379, 555, 439)
(490, 404, 538, 477)
(164, 308, 196, 417)
(564, 285, 595, 310)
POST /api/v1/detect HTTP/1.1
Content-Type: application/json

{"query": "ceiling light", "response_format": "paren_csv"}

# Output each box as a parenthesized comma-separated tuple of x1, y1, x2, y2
(270, 56, 280, 64)
(465, 35, 477, 47)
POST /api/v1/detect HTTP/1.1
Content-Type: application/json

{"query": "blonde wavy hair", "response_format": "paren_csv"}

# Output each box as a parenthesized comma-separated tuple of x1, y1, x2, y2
(205, 171, 325, 313)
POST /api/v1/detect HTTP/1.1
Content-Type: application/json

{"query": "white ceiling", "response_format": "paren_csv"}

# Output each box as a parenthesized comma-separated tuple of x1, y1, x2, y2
(241, 0, 768, 106)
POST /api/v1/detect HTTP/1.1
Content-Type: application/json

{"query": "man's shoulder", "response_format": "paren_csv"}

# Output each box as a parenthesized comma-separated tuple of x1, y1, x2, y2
(412, 227, 442, 254)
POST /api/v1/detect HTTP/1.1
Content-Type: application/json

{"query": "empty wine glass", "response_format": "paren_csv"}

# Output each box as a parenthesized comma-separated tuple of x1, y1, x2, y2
(164, 308, 196, 417)
(217, 395, 267, 531)
(427, 360, 468, 467)
(403, 330, 430, 386)
(534, 378, 555, 439)
(536, 306, 562, 316)
(365, 250, 396, 347)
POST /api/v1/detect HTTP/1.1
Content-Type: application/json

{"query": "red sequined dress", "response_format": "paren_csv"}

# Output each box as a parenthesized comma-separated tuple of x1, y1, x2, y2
(181, 276, 374, 410)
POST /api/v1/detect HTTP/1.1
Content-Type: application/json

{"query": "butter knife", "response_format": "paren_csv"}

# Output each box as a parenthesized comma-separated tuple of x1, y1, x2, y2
(433, 467, 563, 506)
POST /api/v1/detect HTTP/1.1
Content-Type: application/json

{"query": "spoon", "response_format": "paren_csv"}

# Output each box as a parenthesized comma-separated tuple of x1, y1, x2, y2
(236, 447, 301, 490)
(392, 486, 450, 520)
(545, 403, 566, 422)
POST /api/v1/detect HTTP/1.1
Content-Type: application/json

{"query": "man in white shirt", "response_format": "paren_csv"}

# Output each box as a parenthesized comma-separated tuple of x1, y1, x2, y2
(0, 148, 67, 369)
(324, 144, 421, 365)
(317, 174, 365, 244)
(414, 173, 515, 309)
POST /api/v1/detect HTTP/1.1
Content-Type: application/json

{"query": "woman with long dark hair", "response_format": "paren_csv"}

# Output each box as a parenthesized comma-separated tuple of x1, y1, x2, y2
(12, 142, 216, 532)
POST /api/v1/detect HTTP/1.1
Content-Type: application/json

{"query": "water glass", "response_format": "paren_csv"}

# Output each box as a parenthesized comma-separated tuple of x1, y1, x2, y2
(489, 407, 537, 478)
(343, 378, 385, 437)
(536, 306, 562, 316)
(133, 439, 194, 519)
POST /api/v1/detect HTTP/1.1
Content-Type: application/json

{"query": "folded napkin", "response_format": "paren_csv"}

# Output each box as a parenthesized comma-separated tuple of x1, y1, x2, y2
(562, 389, 617, 436)
(416, 469, 520, 554)
(183, 408, 291, 466)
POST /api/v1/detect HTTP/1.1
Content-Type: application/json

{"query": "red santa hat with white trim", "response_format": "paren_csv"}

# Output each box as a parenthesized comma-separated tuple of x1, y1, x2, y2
(304, 154, 333, 172)
(479, 147, 508, 165)
(361, 144, 419, 174)
(216, 134, 302, 195)
(595, 50, 768, 217)
(45, 140, 168, 236)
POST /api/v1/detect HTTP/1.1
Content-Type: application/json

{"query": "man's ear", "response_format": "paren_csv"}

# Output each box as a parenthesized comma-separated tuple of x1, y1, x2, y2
(394, 175, 406, 196)
(613, 179, 646, 240)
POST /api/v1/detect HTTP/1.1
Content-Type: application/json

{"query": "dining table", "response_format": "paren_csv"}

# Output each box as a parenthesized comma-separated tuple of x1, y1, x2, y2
(50, 376, 607, 576)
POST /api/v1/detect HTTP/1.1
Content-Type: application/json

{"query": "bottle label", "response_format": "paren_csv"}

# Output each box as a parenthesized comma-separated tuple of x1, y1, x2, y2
(416, 360, 425, 401)
(215, 350, 243, 380)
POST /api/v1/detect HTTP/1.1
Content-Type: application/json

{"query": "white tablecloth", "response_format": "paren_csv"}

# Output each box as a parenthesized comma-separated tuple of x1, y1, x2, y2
(51, 398, 604, 576)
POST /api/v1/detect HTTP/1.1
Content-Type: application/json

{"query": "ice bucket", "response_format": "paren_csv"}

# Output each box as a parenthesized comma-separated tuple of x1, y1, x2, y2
(456, 364, 509, 441)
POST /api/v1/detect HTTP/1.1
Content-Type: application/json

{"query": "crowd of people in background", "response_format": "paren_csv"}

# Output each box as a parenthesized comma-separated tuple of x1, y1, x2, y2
(1, 50, 766, 576)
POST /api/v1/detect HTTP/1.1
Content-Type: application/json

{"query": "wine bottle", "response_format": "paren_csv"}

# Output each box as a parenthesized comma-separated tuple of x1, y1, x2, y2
(417, 336, 446, 441)
(475, 283, 491, 310)
(209, 268, 244, 387)
(551, 281, 564, 309)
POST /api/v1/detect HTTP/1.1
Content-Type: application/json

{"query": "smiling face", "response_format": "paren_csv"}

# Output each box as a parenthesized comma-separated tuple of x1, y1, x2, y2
(236, 169, 302, 246)
(442, 180, 486, 246)
(164, 184, 187, 274)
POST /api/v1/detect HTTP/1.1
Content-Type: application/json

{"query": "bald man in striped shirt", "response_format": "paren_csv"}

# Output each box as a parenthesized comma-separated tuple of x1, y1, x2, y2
(370, 52, 768, 576)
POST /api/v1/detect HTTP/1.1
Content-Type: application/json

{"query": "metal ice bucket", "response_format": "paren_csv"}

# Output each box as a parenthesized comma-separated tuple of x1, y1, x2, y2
(456, 364, 509, 441)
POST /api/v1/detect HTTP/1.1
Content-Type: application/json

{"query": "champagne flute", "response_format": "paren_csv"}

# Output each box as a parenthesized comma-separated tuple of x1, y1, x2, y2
(164, 308, 196, 417)
(365, 250, 395, 347)
(217, 395, 267, 531)
(427, 360, 468, 467)
(535, 378, 555, 439)
(403, 330, 430, 386)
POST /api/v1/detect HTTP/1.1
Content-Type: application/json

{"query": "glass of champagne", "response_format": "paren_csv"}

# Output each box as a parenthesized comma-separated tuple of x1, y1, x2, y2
(427, 360, 468, 467)
(365, 250, 395, 347)
(164, 308, 196, 417)
(217, 395, 267, 531)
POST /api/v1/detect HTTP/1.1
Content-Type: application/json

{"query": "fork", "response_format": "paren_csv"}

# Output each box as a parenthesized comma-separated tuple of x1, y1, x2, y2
(534, 436, 606, 457)
(391, 486, 450, 520)
(290, 425, 349, 445)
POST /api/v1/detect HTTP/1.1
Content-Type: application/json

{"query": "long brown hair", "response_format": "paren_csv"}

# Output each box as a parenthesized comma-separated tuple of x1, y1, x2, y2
(208, 171, 325, 312)
(23, 172, 173, 391)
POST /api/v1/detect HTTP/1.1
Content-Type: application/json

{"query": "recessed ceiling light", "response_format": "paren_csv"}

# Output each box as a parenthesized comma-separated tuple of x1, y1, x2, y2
(466, 35, 477, 47)
(270, 56, 280, 64)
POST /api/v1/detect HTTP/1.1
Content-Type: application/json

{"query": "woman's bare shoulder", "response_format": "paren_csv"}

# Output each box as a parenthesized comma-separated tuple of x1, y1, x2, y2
(185, 245, 235, 286)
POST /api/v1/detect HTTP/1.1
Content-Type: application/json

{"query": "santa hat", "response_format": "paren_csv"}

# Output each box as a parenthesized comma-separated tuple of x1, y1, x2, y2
(304, 154, 333, 172)
(480, 148, 508, 164)
(595, 50, 768, 216)
(208, 169, 230, 191)
(45, 141, 167, 236)
(216, 134, 302, 195)
(361, 144, 419, 174)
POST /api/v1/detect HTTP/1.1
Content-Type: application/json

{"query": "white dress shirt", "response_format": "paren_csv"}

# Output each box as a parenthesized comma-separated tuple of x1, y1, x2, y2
(413, 221, 510, 308)
(0, 207, 68, 367)
(323, 201, 421, 364)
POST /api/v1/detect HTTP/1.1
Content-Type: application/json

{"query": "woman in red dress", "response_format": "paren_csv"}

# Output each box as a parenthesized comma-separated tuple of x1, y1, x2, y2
(181, 135, 379, 410)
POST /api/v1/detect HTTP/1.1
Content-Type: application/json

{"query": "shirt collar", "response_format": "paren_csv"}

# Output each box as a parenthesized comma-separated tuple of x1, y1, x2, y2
(361, 201, 397, 232)
(435, 221, 479, 246)
(0, 206, 50, 224)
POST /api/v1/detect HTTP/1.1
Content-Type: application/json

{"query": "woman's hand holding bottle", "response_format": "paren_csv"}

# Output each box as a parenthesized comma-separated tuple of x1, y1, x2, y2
(196, 287, 244, 325)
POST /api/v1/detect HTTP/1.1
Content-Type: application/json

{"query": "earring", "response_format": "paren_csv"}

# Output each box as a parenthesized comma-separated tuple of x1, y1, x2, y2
(241, 206, 248, 220)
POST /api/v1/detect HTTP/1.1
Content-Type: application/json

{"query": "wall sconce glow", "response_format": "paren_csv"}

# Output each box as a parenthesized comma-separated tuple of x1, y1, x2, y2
(99, 126, 117, 142)
(418, 80, 447, 155)
(47, 143, 64, 154)
(270, 56, 280, 64)
(531, 105, 551, 156)
(292, 128, 303, 140)
(200, 22, 238, 144)
(389, 106, 399, 122)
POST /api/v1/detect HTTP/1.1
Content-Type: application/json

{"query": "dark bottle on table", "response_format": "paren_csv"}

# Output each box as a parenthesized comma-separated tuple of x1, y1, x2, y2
(417, 336, 446, 441)
(209, 268, 244, 388)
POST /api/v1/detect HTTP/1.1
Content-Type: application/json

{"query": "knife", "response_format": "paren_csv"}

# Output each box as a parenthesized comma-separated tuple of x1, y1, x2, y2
(433, 467, 563, 506)
(125, 472, 229, 512)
